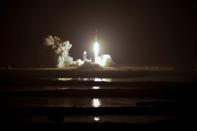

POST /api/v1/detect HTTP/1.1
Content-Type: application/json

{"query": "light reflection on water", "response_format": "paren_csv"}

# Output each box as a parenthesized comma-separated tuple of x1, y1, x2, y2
(102, 78, 112, 82)
(81, 78, 89, 81)
(93, 116, 100, 122)
(56, 76, 186, 83)
(94, 78, 112, 82)
(92, 86, 100, 89)
(58, 78, 73, 81)
(94, 78, 102, 82)
(91, 98, 101, 108)
(57, 77, 112, 82)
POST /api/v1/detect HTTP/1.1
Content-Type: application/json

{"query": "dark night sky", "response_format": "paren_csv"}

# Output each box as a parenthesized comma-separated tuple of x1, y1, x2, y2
(0, 0, 196, 69)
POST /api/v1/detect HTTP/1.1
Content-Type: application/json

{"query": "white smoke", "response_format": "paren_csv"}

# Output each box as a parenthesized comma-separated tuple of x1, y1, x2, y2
(44, 35, 82, 68)
(99, 54, 113, 67)
(44, 35, 113, 68)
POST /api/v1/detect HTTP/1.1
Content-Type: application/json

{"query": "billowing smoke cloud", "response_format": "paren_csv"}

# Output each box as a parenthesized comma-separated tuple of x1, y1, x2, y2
(44, 35, 113, 68)
(100, 54, 113, 67)
(44, 35, 82, 67)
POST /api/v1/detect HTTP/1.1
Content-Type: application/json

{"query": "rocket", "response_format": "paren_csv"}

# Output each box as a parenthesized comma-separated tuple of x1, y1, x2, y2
(83, 51, 87, 61)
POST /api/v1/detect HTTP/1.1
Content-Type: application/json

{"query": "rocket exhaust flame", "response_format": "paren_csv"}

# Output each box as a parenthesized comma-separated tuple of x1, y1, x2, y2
(93, 41, 99, 64)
